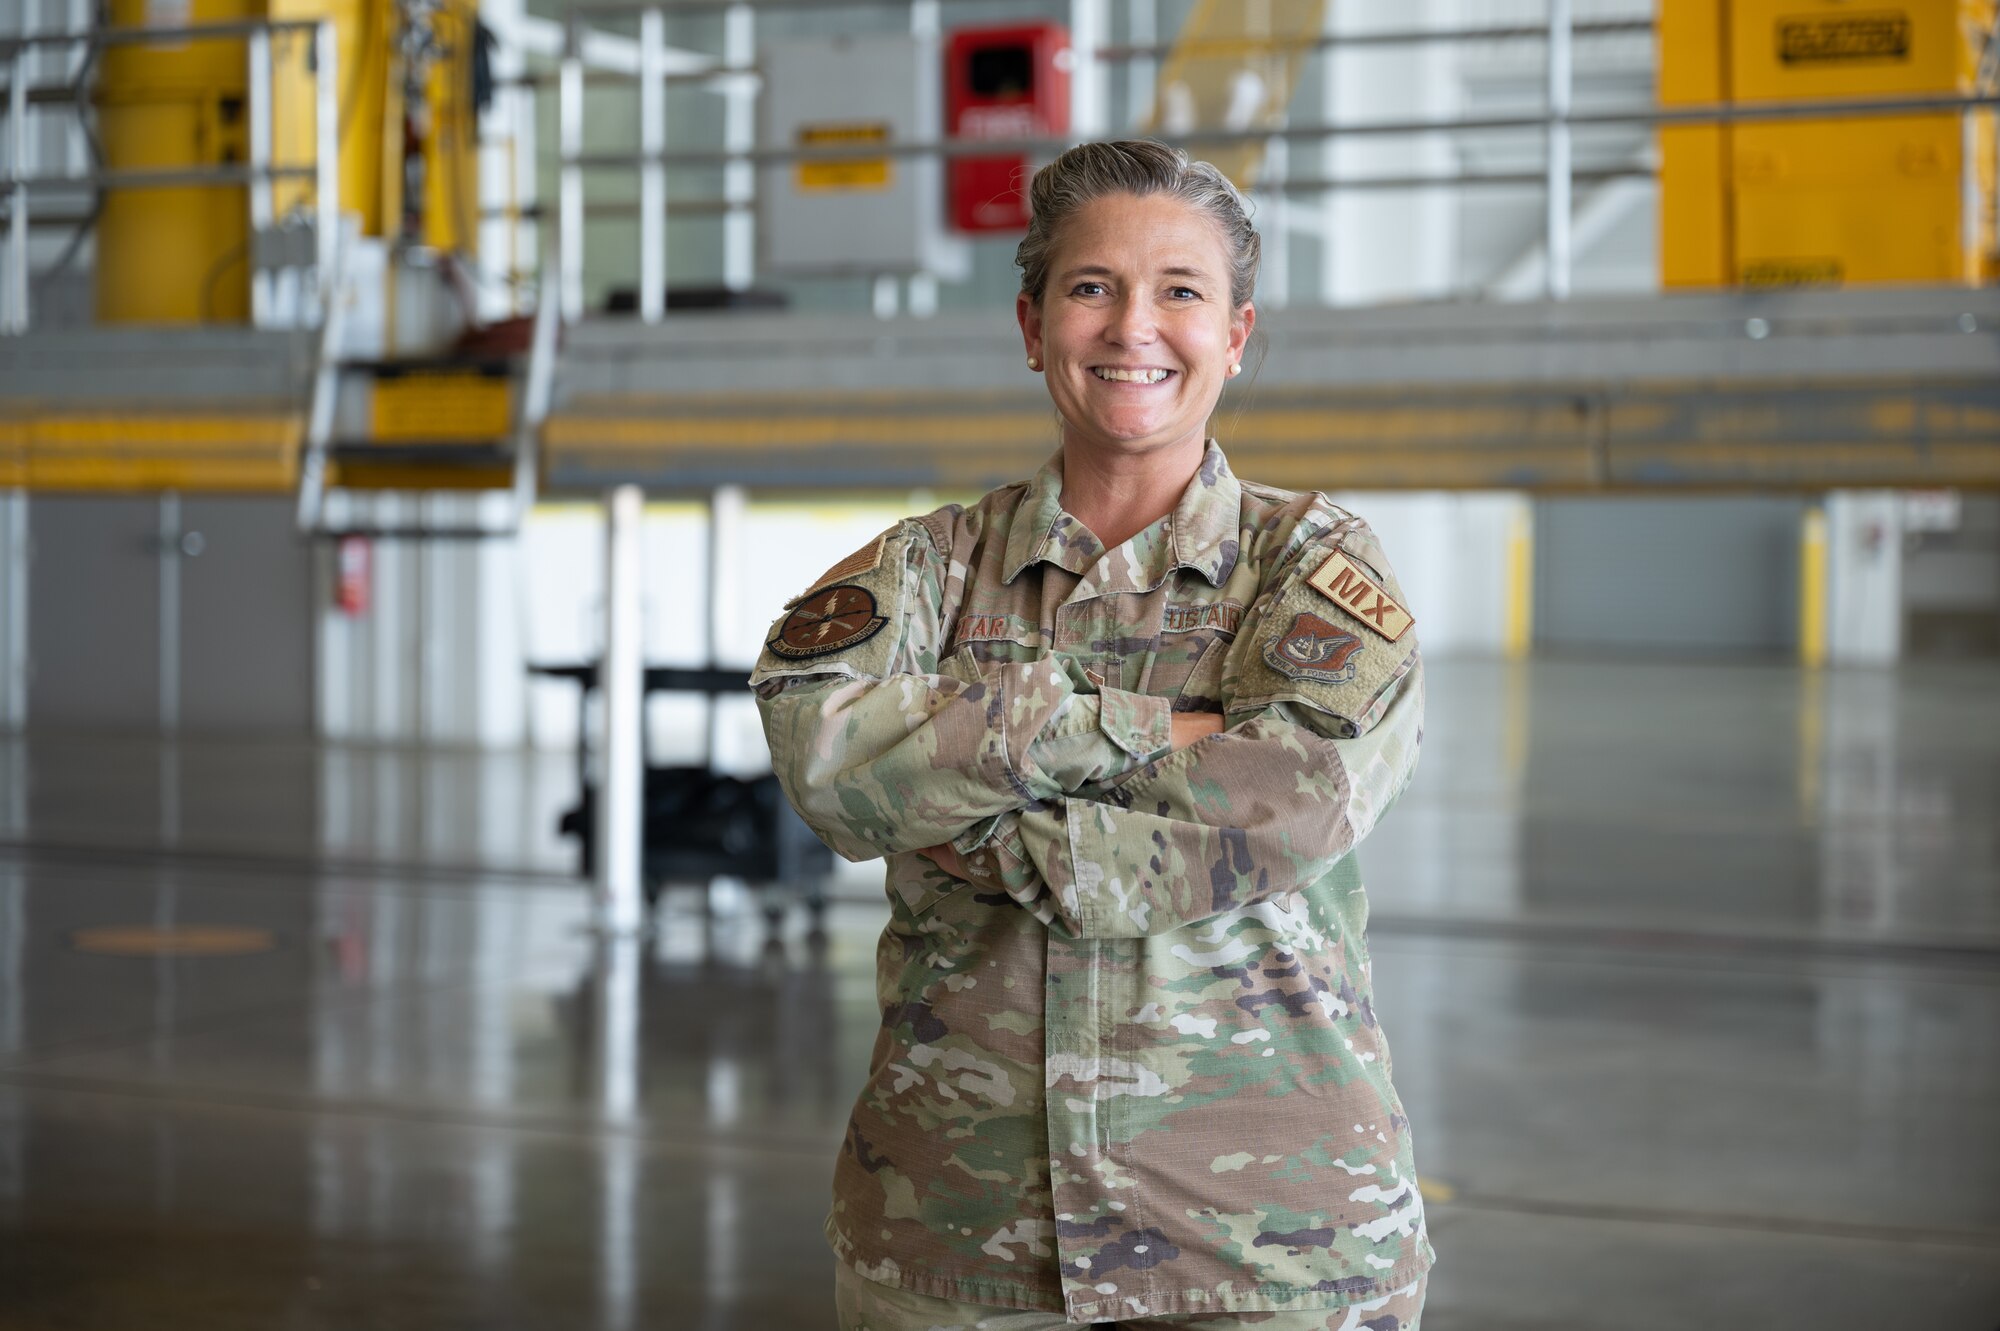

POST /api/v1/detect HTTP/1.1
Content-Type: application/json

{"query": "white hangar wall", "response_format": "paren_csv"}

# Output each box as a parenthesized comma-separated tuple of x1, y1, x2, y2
(310, 490, 1544, 754)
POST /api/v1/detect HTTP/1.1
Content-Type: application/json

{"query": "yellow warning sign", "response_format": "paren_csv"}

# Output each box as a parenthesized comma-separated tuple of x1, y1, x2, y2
(1776, 11, 1910, 64)
(795, 122, 893, 192)
(371, 371, 514, 443)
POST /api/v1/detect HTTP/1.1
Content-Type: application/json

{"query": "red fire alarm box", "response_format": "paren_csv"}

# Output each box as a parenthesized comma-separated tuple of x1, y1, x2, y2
(945, 22, 1071, 232)
(335, 535, 371, 617)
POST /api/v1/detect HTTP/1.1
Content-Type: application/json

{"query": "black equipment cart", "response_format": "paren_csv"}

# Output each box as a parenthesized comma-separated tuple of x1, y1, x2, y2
(529, 662, 833, 930)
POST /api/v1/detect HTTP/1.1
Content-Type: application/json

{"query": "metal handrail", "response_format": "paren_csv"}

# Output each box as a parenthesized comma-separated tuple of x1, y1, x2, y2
(506, 164, 1660, 221)
(1096, 19, 1656, 60)
(0, 17, 325, 54)
(554, 92, 2000, 173)
(3, 165, 318, 191)
(493, 16, 1658, 89)
(547, 0, 1995, 327)
(0, 17, 338, 334)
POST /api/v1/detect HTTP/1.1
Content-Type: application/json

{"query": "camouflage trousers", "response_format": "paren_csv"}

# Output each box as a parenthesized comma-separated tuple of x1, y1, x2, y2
(834, 1265, 1427, 1331)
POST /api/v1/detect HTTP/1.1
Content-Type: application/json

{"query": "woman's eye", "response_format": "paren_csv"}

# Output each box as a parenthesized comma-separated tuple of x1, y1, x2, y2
(1168, 286, 1201, 300)
(1072, 281, 1107, 297)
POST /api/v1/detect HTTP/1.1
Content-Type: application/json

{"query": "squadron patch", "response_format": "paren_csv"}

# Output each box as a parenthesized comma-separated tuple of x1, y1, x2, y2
(1306, 551, 1414, 642)
(1265, 612, 1364, 683)
(768, 584, 888, 659)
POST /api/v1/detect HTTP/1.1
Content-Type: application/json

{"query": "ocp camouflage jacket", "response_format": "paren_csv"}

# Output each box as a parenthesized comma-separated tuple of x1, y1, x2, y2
(750, 441, 1434, 1322)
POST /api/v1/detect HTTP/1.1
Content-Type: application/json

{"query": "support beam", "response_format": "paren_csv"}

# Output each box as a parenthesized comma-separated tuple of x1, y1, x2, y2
(597, 484, 646, 934)
(560, 27, 586, 324)
(1544, 0, 1572, 301)
(638, 6, 666, 324)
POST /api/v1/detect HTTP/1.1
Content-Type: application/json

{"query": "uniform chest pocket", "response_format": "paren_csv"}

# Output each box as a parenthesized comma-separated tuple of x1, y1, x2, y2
(1140, 631, 1230, 709)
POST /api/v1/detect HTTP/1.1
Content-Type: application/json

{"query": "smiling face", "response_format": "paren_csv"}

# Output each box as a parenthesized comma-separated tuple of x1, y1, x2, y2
(1017, 191, 1255, 463)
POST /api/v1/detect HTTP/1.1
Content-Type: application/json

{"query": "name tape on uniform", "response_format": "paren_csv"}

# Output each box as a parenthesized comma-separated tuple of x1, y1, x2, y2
(1306, 551, 1414, 643)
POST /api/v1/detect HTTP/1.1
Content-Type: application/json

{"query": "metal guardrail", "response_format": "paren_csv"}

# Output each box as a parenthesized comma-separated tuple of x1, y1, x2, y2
(543, 2, 1997, 327)
(0, 17, 339, 334)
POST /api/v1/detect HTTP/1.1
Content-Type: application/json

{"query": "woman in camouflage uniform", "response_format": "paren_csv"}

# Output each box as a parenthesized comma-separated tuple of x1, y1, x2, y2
(753, 140, 1433, 1330)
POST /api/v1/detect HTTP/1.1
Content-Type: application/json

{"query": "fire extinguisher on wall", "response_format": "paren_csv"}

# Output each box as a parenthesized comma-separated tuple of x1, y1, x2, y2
(335, 535, 371, 617)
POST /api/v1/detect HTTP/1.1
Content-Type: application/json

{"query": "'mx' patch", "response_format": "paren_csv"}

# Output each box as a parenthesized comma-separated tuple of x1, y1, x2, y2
(1306, 551, 1414, 642)
(1265, 612, 1364, 683)
(768, 584, 888, 659)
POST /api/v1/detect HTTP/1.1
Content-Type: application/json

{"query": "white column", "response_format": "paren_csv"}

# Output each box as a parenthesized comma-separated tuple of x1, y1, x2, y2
(1125, 0, 1156, 130)
(559, 25, 586, 324)
(597, 485, 646, 932)
(722, 3, 755, 290)
(1544, 0, 1573, 301)
(707, 484, 745, 769)
(1069, 0, 1108, 137)
(1826, 491, 1904, 666)
(247, 28, 275, 325)
(314, 24, 340, 314)
(637, 6, 666, 323)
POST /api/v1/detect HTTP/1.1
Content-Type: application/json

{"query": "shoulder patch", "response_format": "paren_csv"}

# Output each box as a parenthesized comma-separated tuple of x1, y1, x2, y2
(1265, 611, 1364, 683)
(767, 584, 888, 659)
(1221, 528, 1417, 731)
(1306, 550, 1413, 643)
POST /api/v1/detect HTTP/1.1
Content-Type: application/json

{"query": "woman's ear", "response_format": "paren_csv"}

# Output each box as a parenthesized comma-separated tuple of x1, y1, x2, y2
(1016, 291, 1043, 364)
(1229, 301, 1257, 364)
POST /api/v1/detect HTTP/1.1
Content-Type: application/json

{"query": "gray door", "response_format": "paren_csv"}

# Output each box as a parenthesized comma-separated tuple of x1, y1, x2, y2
(26, 496, 162, 729)
(26, 495, 313, 733)
(180, 498, 314, 732)
(1534, 497, 1805, 657)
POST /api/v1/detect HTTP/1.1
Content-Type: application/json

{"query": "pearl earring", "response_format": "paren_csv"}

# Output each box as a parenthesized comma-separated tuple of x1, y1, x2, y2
(1227, 362, 1241, 377)
(1027, 356, 1040, 370)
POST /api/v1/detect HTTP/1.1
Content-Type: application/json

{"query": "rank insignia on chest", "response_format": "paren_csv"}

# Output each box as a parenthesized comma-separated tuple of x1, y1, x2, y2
(1306, 551, 1414, 642)
(1266, 612, 1363, 683)
(768, 584, 888, 659)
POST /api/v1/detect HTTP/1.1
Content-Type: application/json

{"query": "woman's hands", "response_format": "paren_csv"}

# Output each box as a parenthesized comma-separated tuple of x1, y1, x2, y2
(1170, 711, 1225, 750)
(916, 709, 1224, 879)
(917, 841, 971, 880)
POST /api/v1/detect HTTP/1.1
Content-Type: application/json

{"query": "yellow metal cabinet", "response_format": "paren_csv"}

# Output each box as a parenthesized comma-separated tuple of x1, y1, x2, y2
(1660, 0, 1996, 288)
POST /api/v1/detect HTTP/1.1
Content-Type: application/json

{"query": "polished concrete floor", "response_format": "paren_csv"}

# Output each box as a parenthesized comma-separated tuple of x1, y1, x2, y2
(1, 658, 1997, 1329)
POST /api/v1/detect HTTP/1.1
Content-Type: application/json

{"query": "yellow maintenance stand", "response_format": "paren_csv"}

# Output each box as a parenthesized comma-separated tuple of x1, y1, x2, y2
(93, 0, 478, 324)
(1661, 0, 1997, 287)
(94, 0, 262, 322)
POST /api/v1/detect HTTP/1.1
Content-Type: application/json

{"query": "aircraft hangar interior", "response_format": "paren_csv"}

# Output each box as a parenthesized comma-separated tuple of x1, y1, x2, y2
(0, 0, 1995, 1327)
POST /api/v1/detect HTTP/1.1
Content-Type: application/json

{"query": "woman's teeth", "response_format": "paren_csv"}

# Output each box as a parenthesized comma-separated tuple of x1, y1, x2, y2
(1092, 367, 1173, 384)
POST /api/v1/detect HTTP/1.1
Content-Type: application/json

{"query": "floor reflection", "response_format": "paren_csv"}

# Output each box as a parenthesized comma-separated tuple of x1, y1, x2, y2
(0, 658, 1996, 1328)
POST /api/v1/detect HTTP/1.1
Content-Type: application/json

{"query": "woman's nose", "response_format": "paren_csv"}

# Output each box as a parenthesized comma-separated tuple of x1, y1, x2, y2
(1106, 293, 1157, 345)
